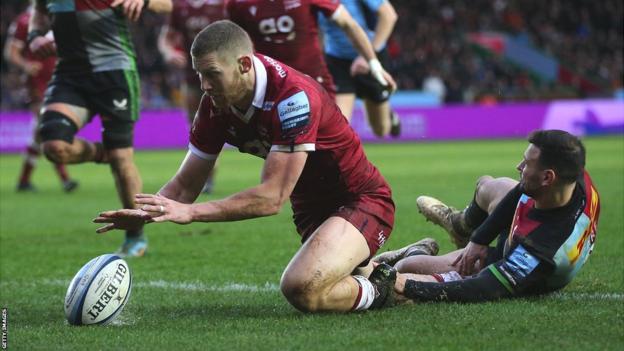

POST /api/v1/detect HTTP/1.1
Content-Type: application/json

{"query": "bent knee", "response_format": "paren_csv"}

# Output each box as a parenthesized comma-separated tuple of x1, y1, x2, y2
(280, 278, 324, 313)
(42, 141, 70, 163)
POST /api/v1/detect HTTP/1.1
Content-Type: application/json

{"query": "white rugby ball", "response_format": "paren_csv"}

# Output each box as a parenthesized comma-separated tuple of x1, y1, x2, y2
(64, 254, 132, 326)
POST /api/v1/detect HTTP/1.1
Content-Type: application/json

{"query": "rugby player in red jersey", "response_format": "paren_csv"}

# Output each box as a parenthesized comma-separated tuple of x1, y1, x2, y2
(4, 6, 78, 192)
(158, 0, 227, 194)
(95, 20, 397, 312)
(227, 0, 396, 99)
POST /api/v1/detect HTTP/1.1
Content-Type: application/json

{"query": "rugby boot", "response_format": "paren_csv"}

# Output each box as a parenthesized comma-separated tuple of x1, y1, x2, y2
(372, 238, 439, 266)
(416, 196, 471, 248)
(16, 182, 36, 192)
(369, 263, 398, 309)
(389, 111, 401, 138)
(63, 179, 79, 193)
(116, 237, 147, 258)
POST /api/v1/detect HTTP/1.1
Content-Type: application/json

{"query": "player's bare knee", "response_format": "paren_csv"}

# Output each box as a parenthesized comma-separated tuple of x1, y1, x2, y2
(42, 140, 70, 163)
(280, 275, 325, 312)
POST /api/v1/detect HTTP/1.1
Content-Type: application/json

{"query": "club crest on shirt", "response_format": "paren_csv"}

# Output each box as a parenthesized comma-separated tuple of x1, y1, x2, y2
(277, 91, 310, 135)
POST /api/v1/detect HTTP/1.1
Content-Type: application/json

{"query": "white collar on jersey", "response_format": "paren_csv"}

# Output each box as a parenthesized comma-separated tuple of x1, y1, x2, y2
(230, 55, 267, 123)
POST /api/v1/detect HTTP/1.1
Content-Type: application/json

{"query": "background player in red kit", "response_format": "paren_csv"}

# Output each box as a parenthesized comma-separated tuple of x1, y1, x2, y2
(227, 0, 396, 99)
(4, 6, 78, 192)
(95, 20, 397, 312)
(158, 0, 227, 194)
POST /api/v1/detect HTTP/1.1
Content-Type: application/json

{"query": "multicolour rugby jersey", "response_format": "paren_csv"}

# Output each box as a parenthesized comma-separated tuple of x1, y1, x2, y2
(38, 0, 137, 74)
(489, 171, 601, 294)
(189, 54, 392, 215)
(403, 170, 601, 303)
(227, 0, 340, 94)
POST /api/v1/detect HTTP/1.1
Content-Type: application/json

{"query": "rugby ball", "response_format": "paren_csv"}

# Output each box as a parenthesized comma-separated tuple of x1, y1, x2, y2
(64, 254, 132, 326)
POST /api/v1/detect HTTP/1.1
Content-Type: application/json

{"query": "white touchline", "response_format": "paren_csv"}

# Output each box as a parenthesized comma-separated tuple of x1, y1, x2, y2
(2, 279, 623, 300)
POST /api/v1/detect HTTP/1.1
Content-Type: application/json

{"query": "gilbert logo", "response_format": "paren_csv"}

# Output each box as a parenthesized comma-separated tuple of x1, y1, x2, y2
(113, 99, 128, 111)
(87, 263, 127, 321)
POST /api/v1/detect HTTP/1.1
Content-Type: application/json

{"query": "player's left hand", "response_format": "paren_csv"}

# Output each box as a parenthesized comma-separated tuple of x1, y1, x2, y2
(111, 0, 145, 22)
(134, 193, 193, 225)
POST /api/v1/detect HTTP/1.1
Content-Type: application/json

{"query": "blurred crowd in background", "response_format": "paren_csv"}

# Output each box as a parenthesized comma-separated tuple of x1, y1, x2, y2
(1, 0, 622, 110)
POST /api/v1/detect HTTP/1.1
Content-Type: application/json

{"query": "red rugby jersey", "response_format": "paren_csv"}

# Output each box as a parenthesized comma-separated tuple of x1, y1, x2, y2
(8, 9, 56, 96)
(189, 54, 390, 209)
(227, 0, 338, 94)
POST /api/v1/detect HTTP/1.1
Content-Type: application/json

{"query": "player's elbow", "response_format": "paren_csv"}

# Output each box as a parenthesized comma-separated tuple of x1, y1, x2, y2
(261, 196, 285, 216)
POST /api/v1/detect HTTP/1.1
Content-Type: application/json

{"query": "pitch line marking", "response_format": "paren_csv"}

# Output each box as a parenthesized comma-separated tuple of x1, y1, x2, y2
(2, 279, 623, 300)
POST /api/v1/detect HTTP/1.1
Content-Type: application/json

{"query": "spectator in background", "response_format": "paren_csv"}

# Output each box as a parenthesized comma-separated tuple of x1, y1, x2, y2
(158, 0, 227, 194)
(4, 6, 78, 193)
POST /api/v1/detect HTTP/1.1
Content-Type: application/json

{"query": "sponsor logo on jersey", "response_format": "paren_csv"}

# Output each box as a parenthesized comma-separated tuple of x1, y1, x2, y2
(277, 91, 310, 133)
(262, 56, 287, 78)
(500, 244, 540, 286)
(113, 98, 128, 111)
(262, 101, 275, 111)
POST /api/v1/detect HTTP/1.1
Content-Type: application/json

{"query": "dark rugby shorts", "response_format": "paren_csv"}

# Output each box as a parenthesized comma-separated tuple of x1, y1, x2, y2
(293, 194, 395, 262)
(43, 69, 140, 148)
(325, 49, 392, 103)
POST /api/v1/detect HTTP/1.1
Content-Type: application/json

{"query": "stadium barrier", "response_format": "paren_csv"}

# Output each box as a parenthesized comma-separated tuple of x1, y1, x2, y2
(1, 99, 622, 153)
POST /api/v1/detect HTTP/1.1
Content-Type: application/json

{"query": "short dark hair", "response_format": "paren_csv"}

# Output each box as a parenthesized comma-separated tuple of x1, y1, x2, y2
(190, 20, 253, 62)
(528, 129, 586, 184)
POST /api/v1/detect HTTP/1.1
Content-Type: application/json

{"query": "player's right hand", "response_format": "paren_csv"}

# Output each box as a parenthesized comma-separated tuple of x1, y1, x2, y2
(29, 36, 56, 59)
(453, 241, 489, 276)
(93, 209, 151, 233)
(111, 0, 145, 22)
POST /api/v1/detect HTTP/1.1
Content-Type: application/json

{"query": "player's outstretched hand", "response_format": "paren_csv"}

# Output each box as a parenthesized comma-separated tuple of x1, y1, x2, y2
(29, 36, 56, 59)
(452, 241, 488, 276)
(111, 0, 144, 22)
(135, 193, 193, 225)
(93, 209, 151, 233)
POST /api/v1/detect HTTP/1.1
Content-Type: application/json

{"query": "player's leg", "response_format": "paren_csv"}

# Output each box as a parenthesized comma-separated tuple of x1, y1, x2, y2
(417, 176, 518, 248)
(280, 216, 376, 312)
(362, 99, 391, 137)
(94, 69, 146, 257)
(355, 49, 400, 138)
(394, 249, 463, 274)
(335, 93, 357, 120)
(325, 54, 357, 120)
(16, 101, 44, 192)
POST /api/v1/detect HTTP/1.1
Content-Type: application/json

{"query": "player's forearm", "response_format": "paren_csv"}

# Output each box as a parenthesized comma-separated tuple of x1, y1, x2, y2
(402, 267, 513, 303)
(146, 0, 172, 13)
(334, 9, 377, 61)
(371, 2, 397, 52)
(5, 44, 27, 70)
(189, 185, 284, 222)
(470, 184, 522, 245)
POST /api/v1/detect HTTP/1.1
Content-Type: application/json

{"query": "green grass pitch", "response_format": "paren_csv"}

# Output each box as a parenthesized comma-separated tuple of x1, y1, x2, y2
(1, 136, 622, 350)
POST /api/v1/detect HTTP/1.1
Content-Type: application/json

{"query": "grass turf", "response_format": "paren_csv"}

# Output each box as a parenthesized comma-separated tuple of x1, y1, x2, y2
(1, 136, 622, 350)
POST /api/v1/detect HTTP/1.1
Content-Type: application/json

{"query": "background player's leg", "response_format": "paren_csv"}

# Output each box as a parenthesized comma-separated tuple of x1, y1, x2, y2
(335, 93, 356, 121)
(363, 99, 391, 137)
(280, 216, 372, 312)
(39, 103, 104, 164)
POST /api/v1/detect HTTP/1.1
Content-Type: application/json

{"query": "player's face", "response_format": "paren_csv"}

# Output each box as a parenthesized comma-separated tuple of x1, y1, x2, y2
(517, 144, 545, 196)
(193, 52, 245, 109)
